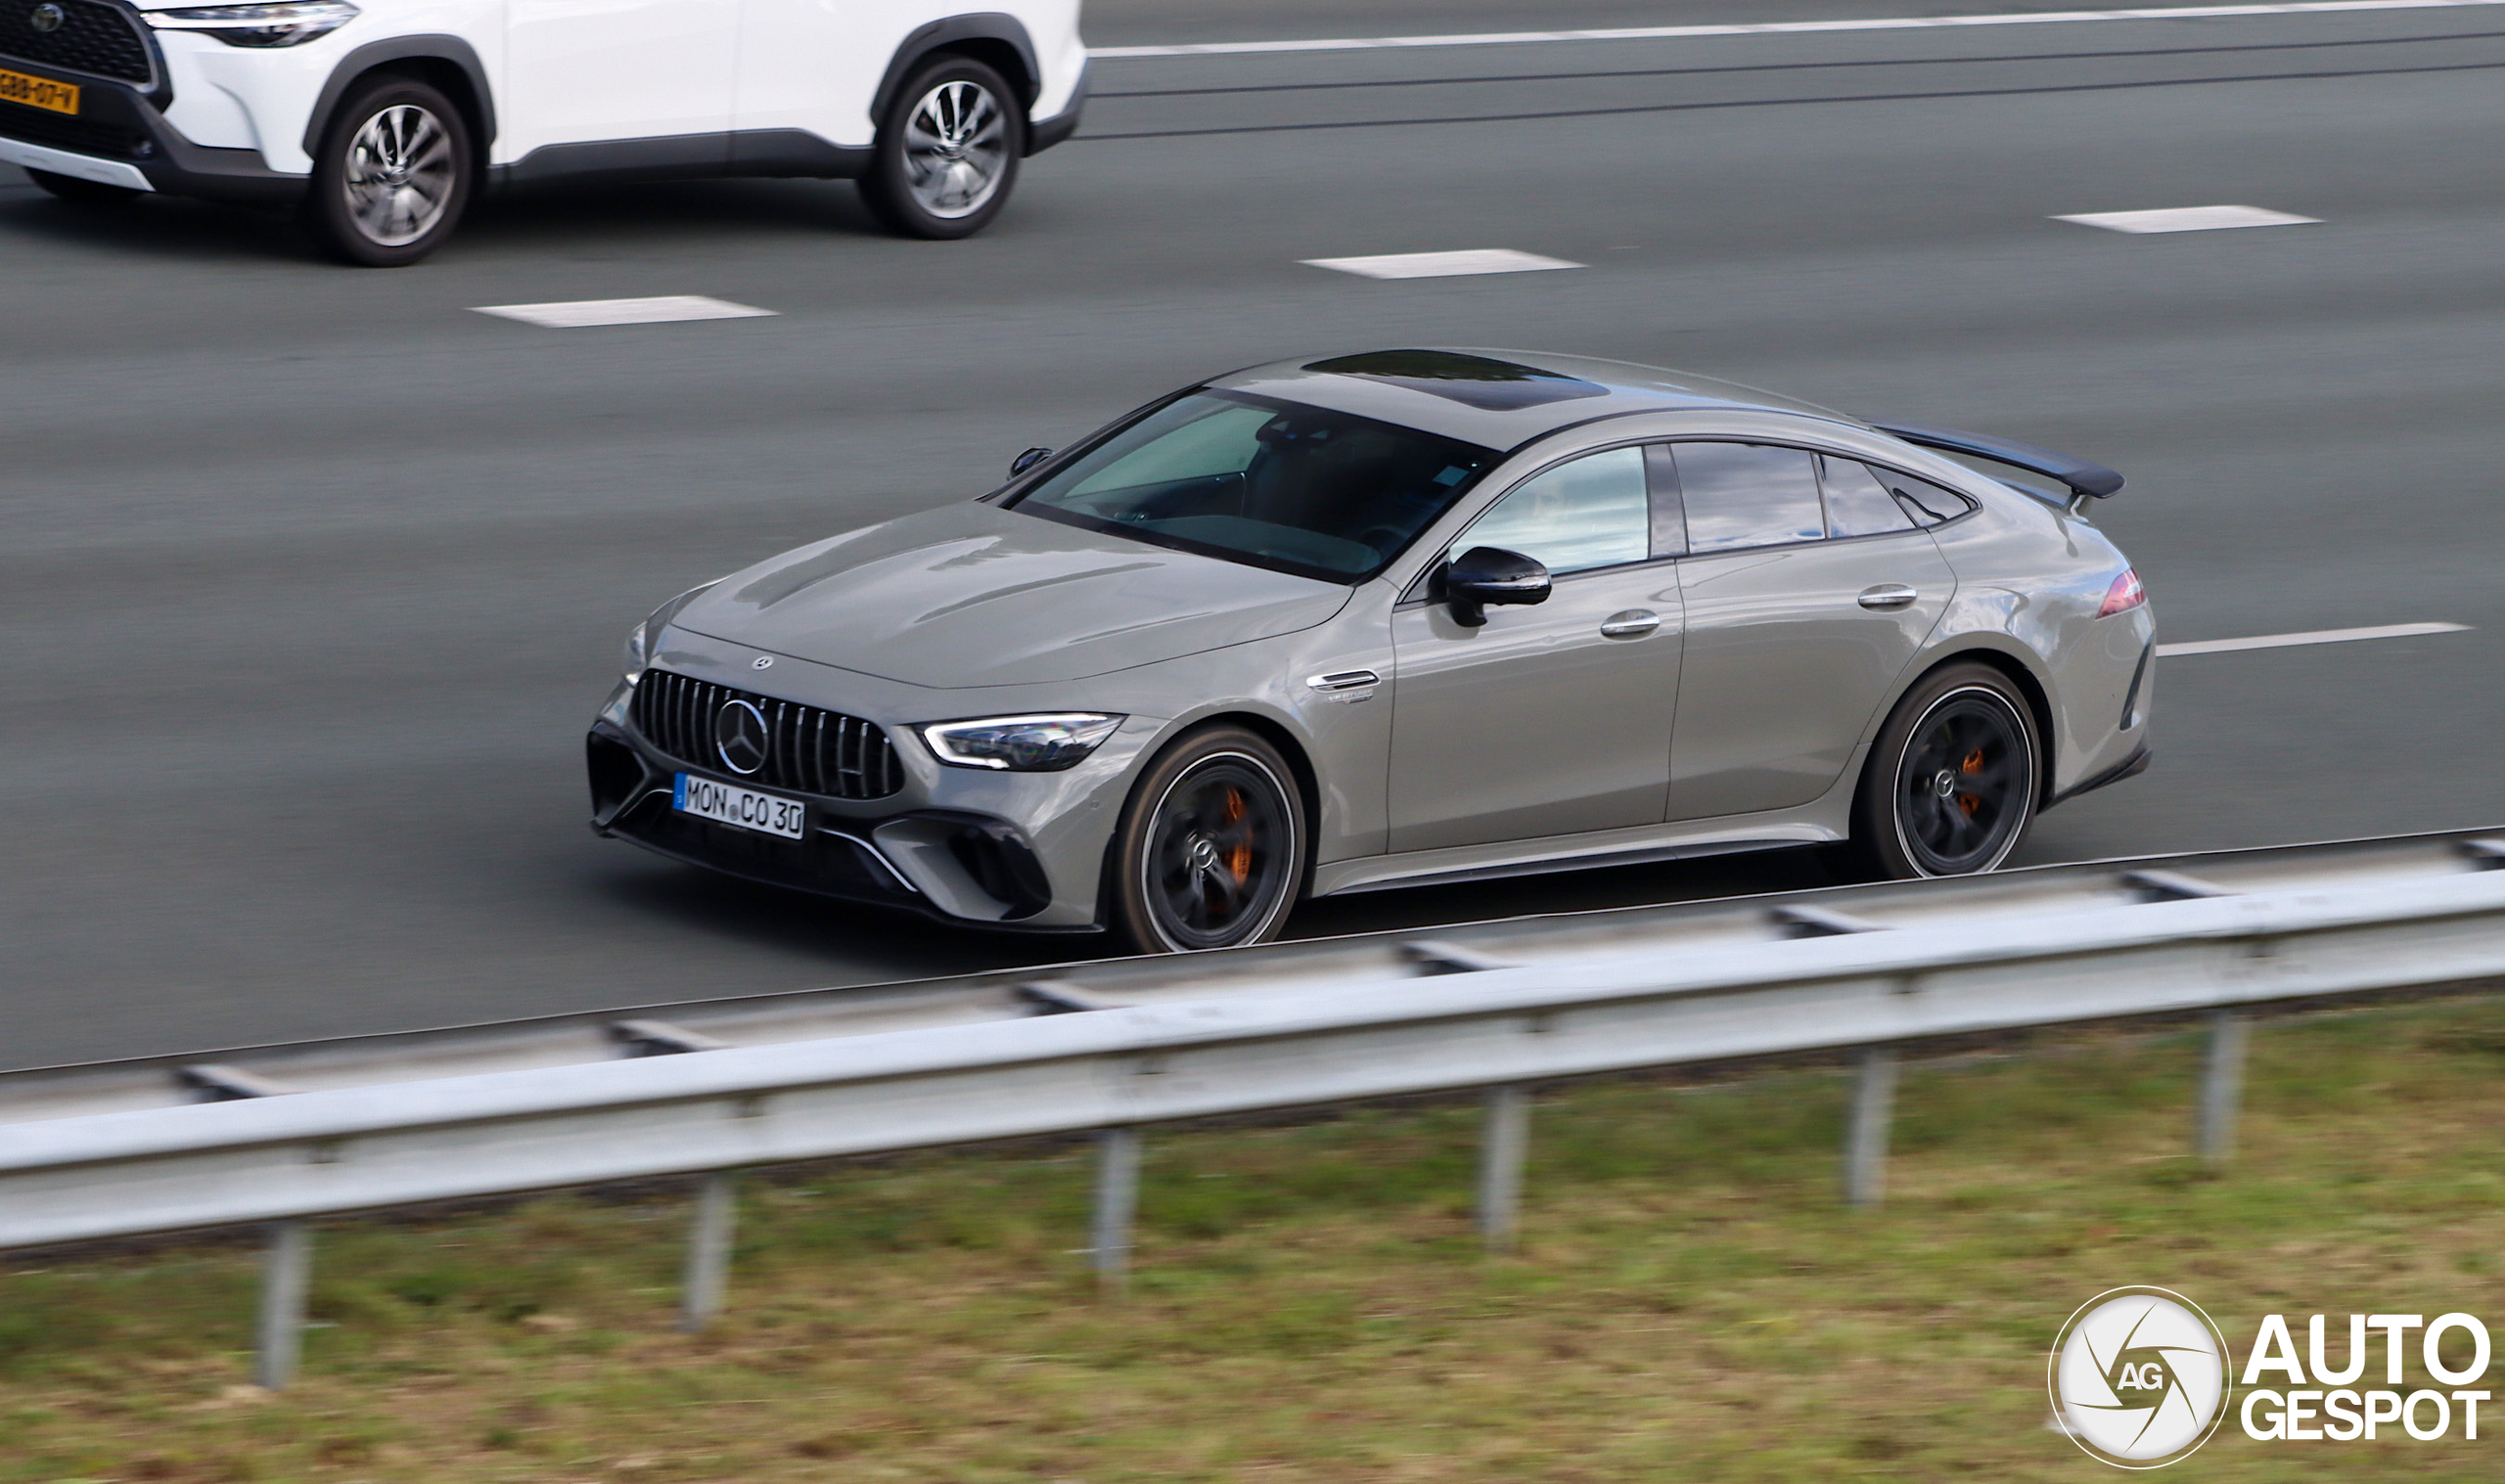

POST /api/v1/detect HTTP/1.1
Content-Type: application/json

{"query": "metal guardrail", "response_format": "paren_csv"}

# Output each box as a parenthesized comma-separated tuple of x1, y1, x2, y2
(6, 837, 2505, 1388)
(10, 827, 2505, 1125)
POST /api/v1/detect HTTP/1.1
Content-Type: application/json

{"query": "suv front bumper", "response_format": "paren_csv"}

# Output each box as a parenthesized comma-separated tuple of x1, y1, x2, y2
(0, 65, 299, 202)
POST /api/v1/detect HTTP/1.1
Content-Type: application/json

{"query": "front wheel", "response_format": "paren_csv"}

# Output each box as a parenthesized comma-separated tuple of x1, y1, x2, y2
(1106, 727, 1307, 954)
(858, 56, 1024, 240)
(1852, 663, 2040, 878)
(26, 168, 140, 205)
(304, 76, 472, 267)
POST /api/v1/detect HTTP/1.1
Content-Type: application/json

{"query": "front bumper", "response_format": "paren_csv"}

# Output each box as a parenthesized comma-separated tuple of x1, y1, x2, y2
(587, 717, 1092, 934)
(0, 62, 298, 203)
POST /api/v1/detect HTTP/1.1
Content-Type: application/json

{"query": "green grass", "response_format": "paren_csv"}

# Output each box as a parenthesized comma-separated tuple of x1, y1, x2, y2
(4, 996, 2503, 1481)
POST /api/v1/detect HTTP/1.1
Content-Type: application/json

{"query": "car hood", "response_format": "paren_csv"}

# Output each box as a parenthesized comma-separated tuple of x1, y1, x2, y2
(672, 502, 1353, 689)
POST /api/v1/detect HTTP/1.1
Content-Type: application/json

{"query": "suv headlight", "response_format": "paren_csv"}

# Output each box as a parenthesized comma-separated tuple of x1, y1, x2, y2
(623, 582, 720, 682)
(144, 1, 358, 47)
(920, 714, 1124, 772)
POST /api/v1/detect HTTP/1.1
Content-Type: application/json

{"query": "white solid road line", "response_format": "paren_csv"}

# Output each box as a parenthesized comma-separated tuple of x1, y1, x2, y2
(2156, 621, 2470, 657)
(1303, 248, 1584, 278)
(1090, 0, 2505, 57)
(2058, 204, 2321, 232)
(471, 296, 776, 329)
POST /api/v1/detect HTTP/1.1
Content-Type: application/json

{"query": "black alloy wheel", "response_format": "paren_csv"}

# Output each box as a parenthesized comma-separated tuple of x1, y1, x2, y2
(304, 75, 473, 267)
(858, 54, 1024, 240)
(1108, 727, 1306, 953)
(26, 168, 141, 205)
(1854, 663, 2040, 878)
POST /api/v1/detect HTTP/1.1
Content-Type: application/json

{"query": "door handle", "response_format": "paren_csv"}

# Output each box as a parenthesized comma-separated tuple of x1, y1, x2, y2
(1857, 584, 1919, 610)
(1305, 669, 1380, 692)
(1598, 609, 1662, 639)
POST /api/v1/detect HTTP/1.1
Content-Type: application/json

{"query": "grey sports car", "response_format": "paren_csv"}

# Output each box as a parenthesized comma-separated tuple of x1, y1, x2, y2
(587, 349, 2154, 951)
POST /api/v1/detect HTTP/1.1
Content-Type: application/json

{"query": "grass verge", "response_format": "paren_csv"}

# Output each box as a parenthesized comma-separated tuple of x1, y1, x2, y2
(5, 996, 2503, 1481)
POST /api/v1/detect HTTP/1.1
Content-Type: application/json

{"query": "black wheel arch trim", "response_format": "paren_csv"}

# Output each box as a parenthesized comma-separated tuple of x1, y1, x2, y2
(301, 35, 496, 158)
(871, 13, 1041, 127)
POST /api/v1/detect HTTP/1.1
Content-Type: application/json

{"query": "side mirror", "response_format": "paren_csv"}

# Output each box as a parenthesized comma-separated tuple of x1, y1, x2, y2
(1441, 546, 1551, 628)
(1009, 446, 1053, 477)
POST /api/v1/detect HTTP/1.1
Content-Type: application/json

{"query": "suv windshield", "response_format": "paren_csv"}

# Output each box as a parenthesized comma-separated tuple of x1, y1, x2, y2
(1008, 390, 1500, 582)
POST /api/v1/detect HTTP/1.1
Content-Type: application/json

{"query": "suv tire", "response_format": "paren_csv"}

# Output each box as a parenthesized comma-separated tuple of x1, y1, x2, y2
(304, 75, 473, 267)
(859, 55, 1024, 240)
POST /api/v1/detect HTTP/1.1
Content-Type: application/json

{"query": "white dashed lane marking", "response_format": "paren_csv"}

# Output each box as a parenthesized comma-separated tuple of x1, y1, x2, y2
(2057, 204, 2321, 233)
(1092, 0, 2505, 57)
(471, 296, 777, 328)
(1302, 248, 1584, 279)
(2156, 622, 2470, 657)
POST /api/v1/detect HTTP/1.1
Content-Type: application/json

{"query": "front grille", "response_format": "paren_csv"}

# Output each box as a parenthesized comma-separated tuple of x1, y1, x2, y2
(0, 0, 155, 85)
(633, 668, 905, 800)
(0, 96, 140, 155)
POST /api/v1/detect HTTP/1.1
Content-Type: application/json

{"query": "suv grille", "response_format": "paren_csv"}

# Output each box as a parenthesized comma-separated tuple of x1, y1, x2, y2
(0, 0, 155, 86)
(633, 669, 905, 801)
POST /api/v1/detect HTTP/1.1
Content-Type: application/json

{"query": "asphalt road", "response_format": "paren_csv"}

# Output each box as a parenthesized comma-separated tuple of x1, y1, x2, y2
(7, 2, 2504, 1069)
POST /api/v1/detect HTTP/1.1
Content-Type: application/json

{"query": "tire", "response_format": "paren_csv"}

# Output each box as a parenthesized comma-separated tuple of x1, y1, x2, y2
(858, 55, 1024, 240)
(1106, 727, 1307, 954)
(26, 168, 140, 205)
(1851, 662, 2041, 879)
(303, 76, 472, 267)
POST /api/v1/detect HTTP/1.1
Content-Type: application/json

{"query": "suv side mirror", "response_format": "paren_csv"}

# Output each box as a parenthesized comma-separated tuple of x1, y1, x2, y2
(1441, 546, 1551, 627)
(1010, 446, 1054, 476)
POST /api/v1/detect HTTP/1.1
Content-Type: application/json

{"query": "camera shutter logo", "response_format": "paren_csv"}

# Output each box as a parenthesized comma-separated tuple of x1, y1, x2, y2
(2051, 1287, 2233, 1468)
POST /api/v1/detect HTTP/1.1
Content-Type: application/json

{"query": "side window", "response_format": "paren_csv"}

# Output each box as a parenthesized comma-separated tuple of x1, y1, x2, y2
(1819, 456, 1917, 538)
(1866, 466, 1973, 527)
(1456, 445, 1650, 575)
(1672, 442, 1824, 554)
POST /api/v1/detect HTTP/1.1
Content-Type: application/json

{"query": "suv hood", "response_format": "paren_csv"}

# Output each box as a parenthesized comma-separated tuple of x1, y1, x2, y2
(672, 502, 1352, 689)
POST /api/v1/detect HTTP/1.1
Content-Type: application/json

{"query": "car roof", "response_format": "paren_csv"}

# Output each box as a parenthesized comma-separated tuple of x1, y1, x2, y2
(1207, 348, 1869, 451)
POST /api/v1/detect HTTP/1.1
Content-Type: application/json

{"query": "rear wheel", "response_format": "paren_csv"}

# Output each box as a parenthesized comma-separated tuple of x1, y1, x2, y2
(26, 168, 140, 205)
(858, 56, 1023, 239)
(1852, 662, 2040, 878)
(1107, 727, 1306, 953)
(304, 76, 472, 267)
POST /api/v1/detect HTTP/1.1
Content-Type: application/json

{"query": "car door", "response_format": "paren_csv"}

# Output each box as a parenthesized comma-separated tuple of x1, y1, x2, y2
(1665, 443, 1956, 821)
(502, 0, 738, 163)
(1388, 444, 1684, 853)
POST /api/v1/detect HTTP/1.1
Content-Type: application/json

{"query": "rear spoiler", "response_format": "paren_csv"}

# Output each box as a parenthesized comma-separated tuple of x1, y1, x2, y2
(1872, 422, 2124, 512)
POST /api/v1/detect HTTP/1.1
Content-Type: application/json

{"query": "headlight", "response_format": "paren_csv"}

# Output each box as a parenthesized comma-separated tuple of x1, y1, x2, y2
(144, 1, 358, 47)
(623, 582, 720, 682)
(920, 714, 1124, 772)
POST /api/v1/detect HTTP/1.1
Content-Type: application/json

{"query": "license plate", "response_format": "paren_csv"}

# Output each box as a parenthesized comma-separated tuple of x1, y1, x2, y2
(674, 773, 806, 839)
(0, 68, 78, 116)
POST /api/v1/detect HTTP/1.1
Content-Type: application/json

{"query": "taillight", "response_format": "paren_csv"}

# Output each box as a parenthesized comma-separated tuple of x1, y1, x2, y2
(2098, 567, 2146, 617)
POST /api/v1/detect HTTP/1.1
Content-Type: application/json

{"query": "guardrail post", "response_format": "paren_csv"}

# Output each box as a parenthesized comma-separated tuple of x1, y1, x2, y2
(2195, 1010, 2249, 1165)
(1477, 1084, 1530, 1251)
(1843, 1047, 1898, 1209)
(253, 1219, 311, 1390)
(678, 1171, 739, 1332)
(1092, 1126, 1142, 1295)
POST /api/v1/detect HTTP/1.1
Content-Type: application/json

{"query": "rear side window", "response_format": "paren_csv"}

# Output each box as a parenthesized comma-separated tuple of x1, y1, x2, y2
(1456, 445, 1651, 574)
(1819, 456, 1918, 538)
(1867, 466, 1974, 526)
(1672, 442, 1824, 554)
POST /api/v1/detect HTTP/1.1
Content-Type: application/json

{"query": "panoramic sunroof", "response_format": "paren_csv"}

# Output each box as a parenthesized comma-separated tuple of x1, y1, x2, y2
(1305, 350, 1611, 412)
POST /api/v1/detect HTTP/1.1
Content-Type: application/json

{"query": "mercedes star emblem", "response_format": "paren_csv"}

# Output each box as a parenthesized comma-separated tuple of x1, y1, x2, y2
(712, 699, 769, 776)
(752, 655, 773, 669)
(28, 4, 65, 32)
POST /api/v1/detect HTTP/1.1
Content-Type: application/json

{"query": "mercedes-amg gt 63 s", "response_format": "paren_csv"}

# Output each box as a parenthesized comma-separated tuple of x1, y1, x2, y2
(587, 349, 2155, 952)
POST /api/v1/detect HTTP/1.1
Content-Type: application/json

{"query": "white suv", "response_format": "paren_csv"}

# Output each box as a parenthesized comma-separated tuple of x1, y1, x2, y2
(0, 0, 1085, 263)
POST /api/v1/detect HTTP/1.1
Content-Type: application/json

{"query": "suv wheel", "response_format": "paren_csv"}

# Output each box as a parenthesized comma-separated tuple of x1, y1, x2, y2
(1107, 727, 1306, 953)
(1853, 662, 2041, 878)
(26, 168, 140, 205)
(305, 76, 472, 267)
(859, 56, 1023, 239)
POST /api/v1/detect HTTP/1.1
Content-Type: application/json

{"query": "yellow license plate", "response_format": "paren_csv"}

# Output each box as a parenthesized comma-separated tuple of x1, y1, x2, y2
(0, 67, 78, 116)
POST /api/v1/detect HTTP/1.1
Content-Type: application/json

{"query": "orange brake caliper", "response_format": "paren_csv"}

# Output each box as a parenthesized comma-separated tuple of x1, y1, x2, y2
(1957, 748, 1984, 818)
(1223, 787, 1252, 883)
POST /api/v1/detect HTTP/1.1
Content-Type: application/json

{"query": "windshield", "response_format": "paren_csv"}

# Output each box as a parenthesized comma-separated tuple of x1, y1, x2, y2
(1007, 390, 1500, 582)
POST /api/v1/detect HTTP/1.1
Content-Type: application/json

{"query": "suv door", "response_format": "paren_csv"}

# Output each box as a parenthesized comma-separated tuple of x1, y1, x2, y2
(503, 0, 738, 164)
(1389, 445, 1684, 852)
(1664, 444, 1956, 820)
